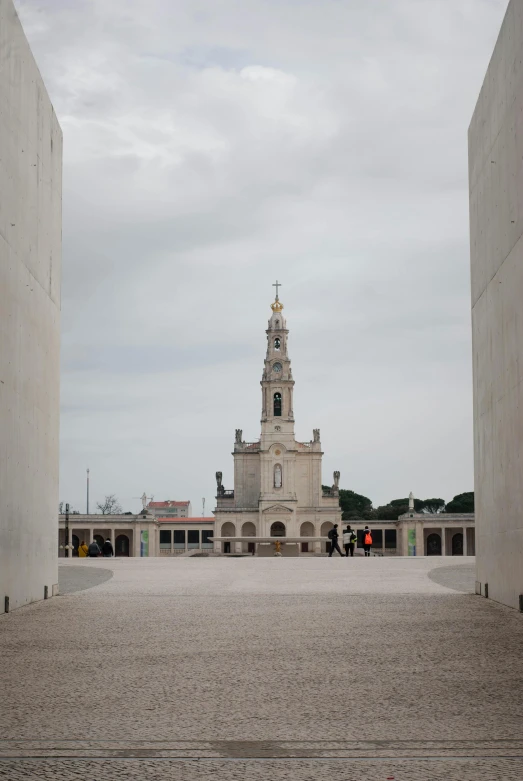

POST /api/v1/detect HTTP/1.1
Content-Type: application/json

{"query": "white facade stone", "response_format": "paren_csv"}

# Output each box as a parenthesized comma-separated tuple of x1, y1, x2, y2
(469, 0, 523, 610)
(0, 0, 62, 613)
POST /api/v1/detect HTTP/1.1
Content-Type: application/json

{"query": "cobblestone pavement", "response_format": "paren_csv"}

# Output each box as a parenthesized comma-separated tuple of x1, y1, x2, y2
(427, 563, 475, 592)
(1, 557, 521, 779)
(58, 564, 113, 594)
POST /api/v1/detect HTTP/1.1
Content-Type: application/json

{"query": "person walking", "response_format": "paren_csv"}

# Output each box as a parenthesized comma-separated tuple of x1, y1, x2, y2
(343, 525, 357, 557)
(328, 524, 345, 557)
(88, 540, 101, 557)
(363, 526, 373, 557)
(78, 540, 89, 558)
(102, 538, 114, 557)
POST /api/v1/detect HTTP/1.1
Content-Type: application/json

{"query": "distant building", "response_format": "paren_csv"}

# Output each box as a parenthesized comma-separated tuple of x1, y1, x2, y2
(213, 291, 342, 556)
(59, 511, 211, 557)
(58, 509, 474, 558)
(147, 501, 192, 519)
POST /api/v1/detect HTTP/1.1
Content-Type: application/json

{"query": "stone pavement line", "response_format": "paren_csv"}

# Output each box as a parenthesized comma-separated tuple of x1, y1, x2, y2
(0, 758, 523, 781)
(1, 738, 523, 759)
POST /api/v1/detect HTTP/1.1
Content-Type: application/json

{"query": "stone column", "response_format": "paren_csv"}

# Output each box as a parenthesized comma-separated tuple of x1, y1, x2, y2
(441, 528, 447, 556)
(415, 522, 424, 557)
(463, 527, 468, 556)
(68, 527, 73, 558)
(401, 523, 408, 556)
(381, 528, 385, 555)
(110, 528, 115, 551)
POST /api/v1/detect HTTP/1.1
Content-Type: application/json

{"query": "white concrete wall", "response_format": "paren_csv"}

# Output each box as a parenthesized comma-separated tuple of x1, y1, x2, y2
(0, 0, 62, 613)
(469, 0, 523, 610)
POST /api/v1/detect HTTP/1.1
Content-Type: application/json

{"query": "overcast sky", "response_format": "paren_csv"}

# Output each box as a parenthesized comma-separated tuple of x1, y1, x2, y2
(17, 0, 507, 513)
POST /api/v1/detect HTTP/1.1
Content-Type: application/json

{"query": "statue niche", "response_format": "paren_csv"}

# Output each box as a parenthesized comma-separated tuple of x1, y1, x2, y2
(274, 464, 282, 489)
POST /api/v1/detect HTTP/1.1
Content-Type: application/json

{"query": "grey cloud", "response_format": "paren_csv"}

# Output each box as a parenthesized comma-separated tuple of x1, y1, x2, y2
(14, 0, 508, 510)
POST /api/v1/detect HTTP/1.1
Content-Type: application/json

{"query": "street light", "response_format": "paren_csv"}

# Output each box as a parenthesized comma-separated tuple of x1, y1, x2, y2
(65, 503, 69, 558)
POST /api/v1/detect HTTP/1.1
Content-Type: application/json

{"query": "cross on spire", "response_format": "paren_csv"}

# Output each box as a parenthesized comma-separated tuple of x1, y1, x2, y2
(272, 280, 282, 300)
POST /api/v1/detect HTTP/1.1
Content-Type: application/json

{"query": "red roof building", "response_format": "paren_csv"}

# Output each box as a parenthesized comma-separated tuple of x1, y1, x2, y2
(157, 516, 213, 524)
(147, 500, 192, 518)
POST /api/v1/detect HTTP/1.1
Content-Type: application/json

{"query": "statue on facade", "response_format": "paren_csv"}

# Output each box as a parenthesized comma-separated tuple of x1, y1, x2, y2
(408, 491, 415, 511)
(313, 429, 320, 442)
(216, 471, 225, 496)
(235, 429, 243, 444)
(141, 492, 148, 511)
(333, 471, 340, 488)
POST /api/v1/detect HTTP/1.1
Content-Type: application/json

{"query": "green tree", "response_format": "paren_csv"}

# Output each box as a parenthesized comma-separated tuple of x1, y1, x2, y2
(339, 488, 373, 520)
(418, 498, 446, 514)
(390, 497, 425, 512)
(324, 487, 373, 520)
(445, 492, 474, 513)
(372, 503, 406, 521)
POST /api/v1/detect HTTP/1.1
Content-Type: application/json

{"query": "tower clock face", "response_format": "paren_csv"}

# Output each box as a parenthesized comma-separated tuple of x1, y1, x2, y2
(273, 362, 282, 373)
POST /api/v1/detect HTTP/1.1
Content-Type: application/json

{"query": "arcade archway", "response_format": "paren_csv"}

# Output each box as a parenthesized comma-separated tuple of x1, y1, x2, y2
(115, 534, 130, 557)
(426, 533, 442, 556)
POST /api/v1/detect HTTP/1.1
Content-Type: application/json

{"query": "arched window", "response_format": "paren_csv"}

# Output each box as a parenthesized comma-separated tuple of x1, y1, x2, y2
(274, 464, 282, 488)
(274, 392, 282, 416)
(274, 337, 281, 350)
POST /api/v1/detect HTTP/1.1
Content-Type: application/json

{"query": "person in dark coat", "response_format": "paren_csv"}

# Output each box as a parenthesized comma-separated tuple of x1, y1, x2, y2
(102, 538, 114, 557)
(343, 525, 357, 557)
(88, 540, 101, 557)
(328, 523, 345, 557)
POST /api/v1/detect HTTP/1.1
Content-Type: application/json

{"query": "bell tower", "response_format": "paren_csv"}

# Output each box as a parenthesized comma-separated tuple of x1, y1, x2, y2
(260, 281, 295, 448)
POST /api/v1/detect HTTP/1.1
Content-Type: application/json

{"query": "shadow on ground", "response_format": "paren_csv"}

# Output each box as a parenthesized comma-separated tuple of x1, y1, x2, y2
(428, 563, 475, 593)
(58, 565, 113, 594)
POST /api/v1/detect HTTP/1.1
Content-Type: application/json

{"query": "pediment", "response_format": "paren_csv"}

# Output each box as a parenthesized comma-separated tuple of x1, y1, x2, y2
(262, 504, 294, 514)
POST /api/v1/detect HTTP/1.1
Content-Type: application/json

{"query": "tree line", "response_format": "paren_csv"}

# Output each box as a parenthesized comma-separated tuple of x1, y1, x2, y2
(59, 495, 132, 515)
(329, 490, 474, 521)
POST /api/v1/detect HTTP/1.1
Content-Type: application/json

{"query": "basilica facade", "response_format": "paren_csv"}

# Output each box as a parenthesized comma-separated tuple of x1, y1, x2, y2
(213, 291, 342, 556)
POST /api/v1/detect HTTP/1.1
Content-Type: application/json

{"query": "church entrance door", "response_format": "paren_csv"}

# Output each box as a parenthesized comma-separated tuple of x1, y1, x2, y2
(270, 521, 286, 537)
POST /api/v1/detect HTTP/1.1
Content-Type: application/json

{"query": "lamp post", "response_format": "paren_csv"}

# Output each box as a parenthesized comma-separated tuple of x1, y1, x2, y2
(86, 468, 90, 514)
(65, 502, 70, 558)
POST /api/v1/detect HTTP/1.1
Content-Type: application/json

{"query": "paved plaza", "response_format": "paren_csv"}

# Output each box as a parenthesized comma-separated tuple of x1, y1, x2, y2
(1, 557, 522, 780)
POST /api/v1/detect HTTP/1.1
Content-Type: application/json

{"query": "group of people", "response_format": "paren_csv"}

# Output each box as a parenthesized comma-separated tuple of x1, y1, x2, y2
(328, 524, 373, 557)
(77, 538, 114, 558)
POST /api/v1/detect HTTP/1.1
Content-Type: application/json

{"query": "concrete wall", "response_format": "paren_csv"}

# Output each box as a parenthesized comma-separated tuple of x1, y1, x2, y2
(469, 0, 523, 610)
(0, 0, 62, 613)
